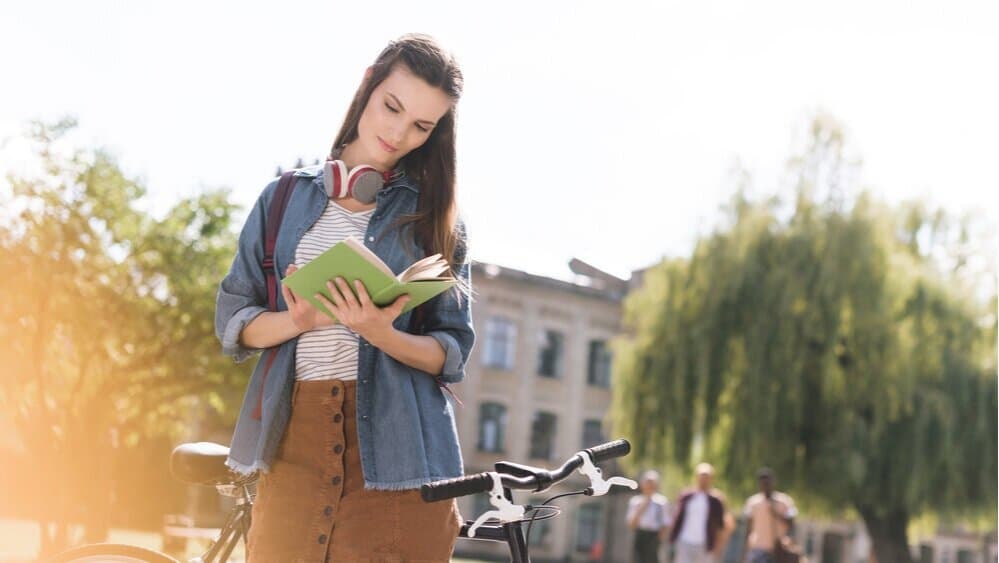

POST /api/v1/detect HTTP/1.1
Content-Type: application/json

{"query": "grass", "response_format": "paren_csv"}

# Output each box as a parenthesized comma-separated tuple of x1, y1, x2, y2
(1, 518, 490, 562)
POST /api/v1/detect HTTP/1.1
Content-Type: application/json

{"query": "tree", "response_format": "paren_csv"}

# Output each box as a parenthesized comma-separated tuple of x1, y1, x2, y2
(611, 115, 997, 563)
(0, 118, 250, 556)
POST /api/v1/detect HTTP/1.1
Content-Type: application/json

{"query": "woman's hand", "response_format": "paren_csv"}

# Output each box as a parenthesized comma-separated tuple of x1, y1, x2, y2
(281, 265, 338, 332)
(316, 277, 411, 344)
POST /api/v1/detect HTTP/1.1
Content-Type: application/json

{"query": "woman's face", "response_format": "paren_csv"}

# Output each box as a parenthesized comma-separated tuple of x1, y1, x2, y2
(354, 63, 453, 171)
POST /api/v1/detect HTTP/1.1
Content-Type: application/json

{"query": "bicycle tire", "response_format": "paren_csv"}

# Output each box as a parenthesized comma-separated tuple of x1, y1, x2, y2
(46, 543, 180, 563)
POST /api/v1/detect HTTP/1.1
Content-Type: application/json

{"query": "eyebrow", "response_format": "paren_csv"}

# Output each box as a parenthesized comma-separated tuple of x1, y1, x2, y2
(387, 92, 438, 127)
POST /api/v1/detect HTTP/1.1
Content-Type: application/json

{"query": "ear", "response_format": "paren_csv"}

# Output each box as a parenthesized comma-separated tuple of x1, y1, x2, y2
(363, 66, 374, 82)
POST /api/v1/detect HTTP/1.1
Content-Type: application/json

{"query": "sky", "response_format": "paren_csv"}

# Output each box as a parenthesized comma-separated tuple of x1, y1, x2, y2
(1, 0, 996, 281)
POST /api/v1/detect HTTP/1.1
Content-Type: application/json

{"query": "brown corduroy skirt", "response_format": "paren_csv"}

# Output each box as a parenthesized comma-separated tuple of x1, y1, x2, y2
(247, 378, 462, 562)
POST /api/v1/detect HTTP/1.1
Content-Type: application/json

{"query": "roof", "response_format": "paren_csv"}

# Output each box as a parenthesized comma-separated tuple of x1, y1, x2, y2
(471, 261, 625, 303)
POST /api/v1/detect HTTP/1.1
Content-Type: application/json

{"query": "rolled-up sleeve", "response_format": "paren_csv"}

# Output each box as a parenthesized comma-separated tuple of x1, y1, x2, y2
(423, 219, 475, 384)
(215, 181, 274, 363)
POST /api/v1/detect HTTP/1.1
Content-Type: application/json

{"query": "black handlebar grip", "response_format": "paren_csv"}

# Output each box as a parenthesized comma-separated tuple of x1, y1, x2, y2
(421, 471, 495, 503)
(585, 439, 631, 463)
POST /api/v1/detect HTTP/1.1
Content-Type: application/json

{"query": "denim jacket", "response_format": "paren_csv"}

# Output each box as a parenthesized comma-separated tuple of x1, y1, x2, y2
(215, 164, 474, 490)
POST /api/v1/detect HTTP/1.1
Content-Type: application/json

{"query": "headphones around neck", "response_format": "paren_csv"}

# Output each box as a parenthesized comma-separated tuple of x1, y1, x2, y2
(323, 147, 404, 204)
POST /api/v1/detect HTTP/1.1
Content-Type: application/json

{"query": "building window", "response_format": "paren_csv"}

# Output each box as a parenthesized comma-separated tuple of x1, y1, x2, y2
(587, 339, 612, 387)
(529, 411, 558, 460)
(574, 503, 603, 552)
(477, 402, 507, 453)
(582, 419, 604, 449)
(537, 329, 564, 378)
(483, 316, 517, 370)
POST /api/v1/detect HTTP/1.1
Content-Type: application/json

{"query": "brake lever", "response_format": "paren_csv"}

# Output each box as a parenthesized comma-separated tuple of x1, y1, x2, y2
(577, 452, 638, 496)
(468, 472, 526, 538)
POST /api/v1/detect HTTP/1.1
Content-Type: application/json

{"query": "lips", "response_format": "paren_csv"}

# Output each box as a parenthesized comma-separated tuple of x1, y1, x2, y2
(377, 136, 397, 153)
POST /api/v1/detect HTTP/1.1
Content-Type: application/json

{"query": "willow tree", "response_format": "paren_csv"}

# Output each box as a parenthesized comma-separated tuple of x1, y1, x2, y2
(611, 117, 997, 563)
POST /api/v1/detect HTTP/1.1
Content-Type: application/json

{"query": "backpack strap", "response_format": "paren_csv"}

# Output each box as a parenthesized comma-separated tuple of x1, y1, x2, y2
(252, 170, 299, 420)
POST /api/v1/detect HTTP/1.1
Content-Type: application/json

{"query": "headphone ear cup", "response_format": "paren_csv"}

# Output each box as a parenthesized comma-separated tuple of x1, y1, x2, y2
(347, 165, 384, 204)
(323, 160, 349, 199)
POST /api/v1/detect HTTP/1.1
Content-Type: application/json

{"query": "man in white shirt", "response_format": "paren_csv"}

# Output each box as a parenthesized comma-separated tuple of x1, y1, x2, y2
(743, 468, 798, 563)
(627, 470, 672, 563)
(669, 463, 731, 563)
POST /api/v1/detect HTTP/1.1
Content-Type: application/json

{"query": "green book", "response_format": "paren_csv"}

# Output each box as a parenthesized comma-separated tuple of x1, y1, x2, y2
(282, 236, 457, 321)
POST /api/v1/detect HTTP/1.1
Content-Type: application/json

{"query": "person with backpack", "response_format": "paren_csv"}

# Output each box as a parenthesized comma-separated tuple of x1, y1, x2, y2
(214, 33, 473, 561)
(742, 468, 799, 563)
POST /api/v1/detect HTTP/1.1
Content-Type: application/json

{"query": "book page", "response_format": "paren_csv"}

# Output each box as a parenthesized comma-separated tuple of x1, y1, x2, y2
(399, 253, 453, 283)
(343, 236, 394, 278)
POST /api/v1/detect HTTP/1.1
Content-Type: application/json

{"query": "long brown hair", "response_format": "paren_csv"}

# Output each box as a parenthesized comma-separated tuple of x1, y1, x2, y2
(330, 34, 464, 274)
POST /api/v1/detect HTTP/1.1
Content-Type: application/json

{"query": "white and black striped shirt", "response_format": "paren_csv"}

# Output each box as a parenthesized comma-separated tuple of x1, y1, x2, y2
(294, 200, 374, 381)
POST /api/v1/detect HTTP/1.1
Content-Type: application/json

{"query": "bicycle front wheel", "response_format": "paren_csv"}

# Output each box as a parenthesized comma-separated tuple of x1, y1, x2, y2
(46, 543, 180, 563)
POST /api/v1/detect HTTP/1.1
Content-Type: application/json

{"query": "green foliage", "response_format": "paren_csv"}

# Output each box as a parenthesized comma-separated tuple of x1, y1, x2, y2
(611, 116, 997, 533)
(0, 118, 250, 549)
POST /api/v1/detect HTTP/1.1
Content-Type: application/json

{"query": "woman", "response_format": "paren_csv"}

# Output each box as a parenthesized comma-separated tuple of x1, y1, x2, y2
(215, 33, 473, 561)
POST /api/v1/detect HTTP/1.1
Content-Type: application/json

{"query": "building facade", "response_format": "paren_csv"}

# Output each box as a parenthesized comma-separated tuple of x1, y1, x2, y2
(451, 262, 628, 562)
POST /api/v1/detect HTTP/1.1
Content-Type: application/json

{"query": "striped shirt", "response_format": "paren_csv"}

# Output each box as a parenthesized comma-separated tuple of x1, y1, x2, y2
(294, 199, 374, 381)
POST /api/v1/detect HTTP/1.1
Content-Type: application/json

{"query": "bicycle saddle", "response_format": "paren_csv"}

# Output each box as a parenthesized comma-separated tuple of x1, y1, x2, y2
(170, 442, 232, 484)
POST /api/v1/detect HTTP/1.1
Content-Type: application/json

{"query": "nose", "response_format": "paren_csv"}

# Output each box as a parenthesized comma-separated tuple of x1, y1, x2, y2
(385, 129, 404, 147)
(386, 119, 405, 145)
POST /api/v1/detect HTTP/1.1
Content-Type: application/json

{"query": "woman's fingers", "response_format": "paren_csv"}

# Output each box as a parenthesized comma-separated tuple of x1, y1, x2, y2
(326, 279, 348, 310)
(314, 291, 341, 318)
(335, 278, 360, 308)
(280, 281, 297, 304)
(354, 280, 375, 307)
(282, 264, 302, 304)
(388, 294, 411, 317)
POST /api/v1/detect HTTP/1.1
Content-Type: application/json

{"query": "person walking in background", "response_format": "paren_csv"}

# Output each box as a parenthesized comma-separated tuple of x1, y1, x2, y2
(669, 463, 732, 563)
(743, 468, 798, 563)
(627, 470, 672, 563)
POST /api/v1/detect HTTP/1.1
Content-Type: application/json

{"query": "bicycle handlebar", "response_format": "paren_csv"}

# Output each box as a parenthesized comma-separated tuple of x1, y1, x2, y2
(584, 439, 631, 463)
(421, 439, 631, 503)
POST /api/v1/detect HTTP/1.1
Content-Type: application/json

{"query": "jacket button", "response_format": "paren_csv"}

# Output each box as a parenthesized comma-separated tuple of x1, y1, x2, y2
(324, 506, 333, 516)
(331, 476, 342, 486)
(362, 415, 370, 421)
(333, 413, 342, 423)
(318, 534, 327, 544)
(368, 236, 374, 242)
(331, 387, 340, 396)
(333, 444, 343, 454)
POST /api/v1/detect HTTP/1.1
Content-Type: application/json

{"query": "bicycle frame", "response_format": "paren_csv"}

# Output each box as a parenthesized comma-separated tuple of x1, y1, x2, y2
(192, 481, 253, 563)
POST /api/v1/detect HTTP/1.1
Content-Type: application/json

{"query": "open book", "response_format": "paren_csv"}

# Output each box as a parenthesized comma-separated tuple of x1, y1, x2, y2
(281, 236, 456, 320)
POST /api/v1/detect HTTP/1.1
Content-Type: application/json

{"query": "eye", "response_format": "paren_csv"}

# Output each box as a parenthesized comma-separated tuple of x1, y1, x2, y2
(416, 124, 430, 133)
(384, 102, 399, 113)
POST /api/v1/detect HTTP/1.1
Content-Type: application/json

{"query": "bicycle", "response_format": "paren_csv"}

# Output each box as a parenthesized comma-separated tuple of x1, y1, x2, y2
(47, 439, 636, 562)
(420, 438, 637, 563)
